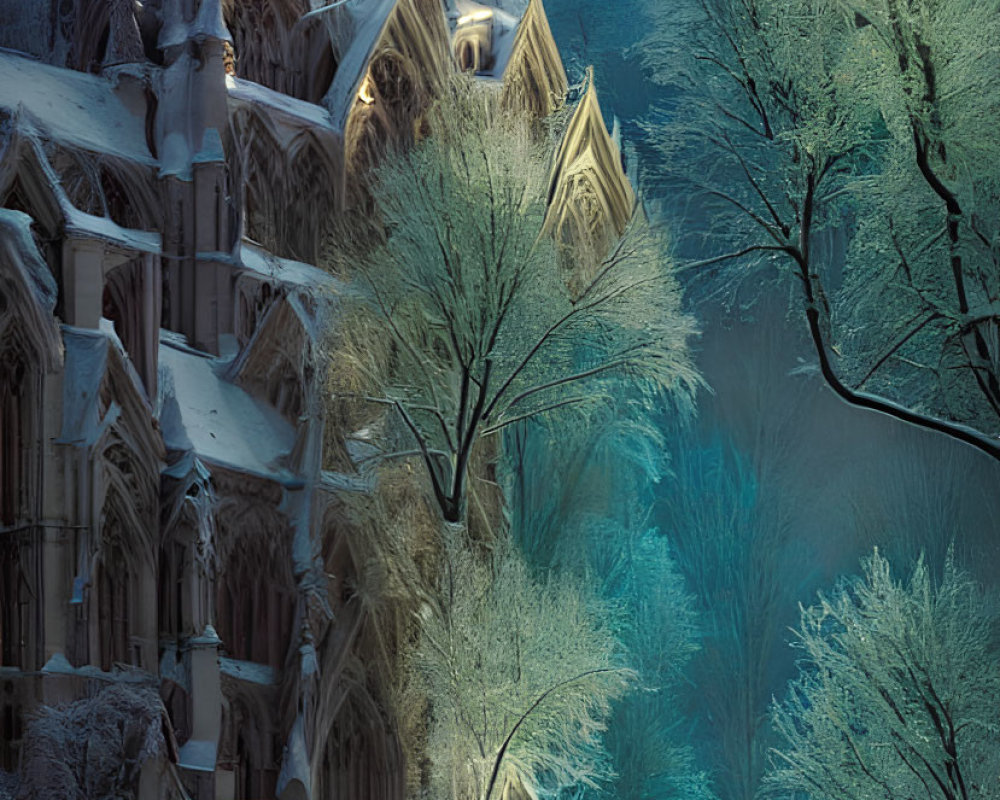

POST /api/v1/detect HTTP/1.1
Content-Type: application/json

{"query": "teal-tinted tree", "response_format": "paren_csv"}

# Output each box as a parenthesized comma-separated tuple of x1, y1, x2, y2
(768, 548, 1000, 800)
(657, 402, 820, 800)
(503, 395, 711, 798)
(329, 77, 698, 522)
(583, 516, 716, 800)
(504, 401, 669, 570)
(835, 0, 1000, 441)
(406, 526, 632, 800)
(637, 0, 1000, 459)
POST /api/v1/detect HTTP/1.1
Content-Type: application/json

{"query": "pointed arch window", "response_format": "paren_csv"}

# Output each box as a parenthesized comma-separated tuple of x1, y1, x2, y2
(0, 541, 30, 669)
(96, 538, 131, 671)
(0, 348, 27, 528)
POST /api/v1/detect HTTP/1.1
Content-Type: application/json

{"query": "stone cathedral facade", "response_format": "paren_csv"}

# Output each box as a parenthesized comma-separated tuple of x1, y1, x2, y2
(0, 0, 634, 797)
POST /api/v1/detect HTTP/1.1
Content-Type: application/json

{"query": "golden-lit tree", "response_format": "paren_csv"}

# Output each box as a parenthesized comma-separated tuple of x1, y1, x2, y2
(330, 78, 698, 522)
(407, 527, 632, 800)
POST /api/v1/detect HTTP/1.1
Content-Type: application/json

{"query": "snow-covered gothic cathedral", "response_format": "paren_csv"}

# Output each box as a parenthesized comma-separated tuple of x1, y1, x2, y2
(0, 0, 634, 797)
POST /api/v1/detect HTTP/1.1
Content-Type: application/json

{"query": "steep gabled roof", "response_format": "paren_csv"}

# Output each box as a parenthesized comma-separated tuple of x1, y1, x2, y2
(228, 77, 338, 143)
(444, 0, 565, 111)
(499, 0, 566, 114)
(326, 0, 450, 132)
(545, 72, 634, 241)
(1, 121, 162, 259)
(326, 0, 402, 132)
(157, 334, 298, 483)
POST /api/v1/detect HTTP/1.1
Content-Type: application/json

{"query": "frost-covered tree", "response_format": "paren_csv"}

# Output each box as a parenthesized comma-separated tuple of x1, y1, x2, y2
(768, 548, 1000, 800)
(504, 403, 668, 570)
(638, 0, 1000, 460)
(14, 683, 169, 800)
(834, 0, 1000, 441)
(501, 383, 711, 799)
(330, 78, 698, 522)
(408, 527, 632, 800)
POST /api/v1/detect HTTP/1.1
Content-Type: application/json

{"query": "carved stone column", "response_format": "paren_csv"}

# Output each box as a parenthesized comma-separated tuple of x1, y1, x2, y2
(179, 623, 224, 798)
(61, 238, 104, 328)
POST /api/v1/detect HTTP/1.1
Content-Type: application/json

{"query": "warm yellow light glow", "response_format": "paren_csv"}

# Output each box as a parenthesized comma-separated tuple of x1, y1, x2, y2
(457, 8, 492, 25)
(358, 74, 375, 104)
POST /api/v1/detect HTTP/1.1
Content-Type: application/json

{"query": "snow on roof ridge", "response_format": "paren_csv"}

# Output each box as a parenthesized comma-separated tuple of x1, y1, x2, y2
(325, 0, 397, 131)
(232, 239, 340, 290)
(219, 656, 277, 686)
(64, 205, 162, 254)
(177, 739, 217, 773)
(227, 76, 336, 131)
(41, 652, 156, 683)
(0, 50, 154, 165)
(157, 333, 299, 483)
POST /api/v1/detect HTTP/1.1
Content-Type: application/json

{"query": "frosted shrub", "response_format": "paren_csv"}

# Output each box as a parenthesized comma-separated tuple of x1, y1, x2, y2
(15, 682, 167, 799)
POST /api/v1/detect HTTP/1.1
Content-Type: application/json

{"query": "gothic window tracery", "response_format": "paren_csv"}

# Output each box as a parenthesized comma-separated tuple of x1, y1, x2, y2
(344, 0, 450, 198)
(53, 150, 104, 216)
(96, 537, 131, 671)
(286, 135, 337, 263)
(237, 112, 285, 255)
(0, 344, 29, 529)
(214, 494, 294, 669)
(66, 0, 112, 72)
(103, 258, 157, 395)
(0, 541, 29, 669)
(158, 540, 187, 639)
(316, 693, 403, 800)
(457, 39, 474, 71)
(91, 424, 158, 672)
(224, 0, 336, 103)
(1, 176, 30, 217)
(216, 549, 295, 668)
(219, 692, 278, 800)
(370, 51, 415, 115)
(38, 144, 159, 232)
(100, 166, 141, 229)
(236, 726, 277, 799)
